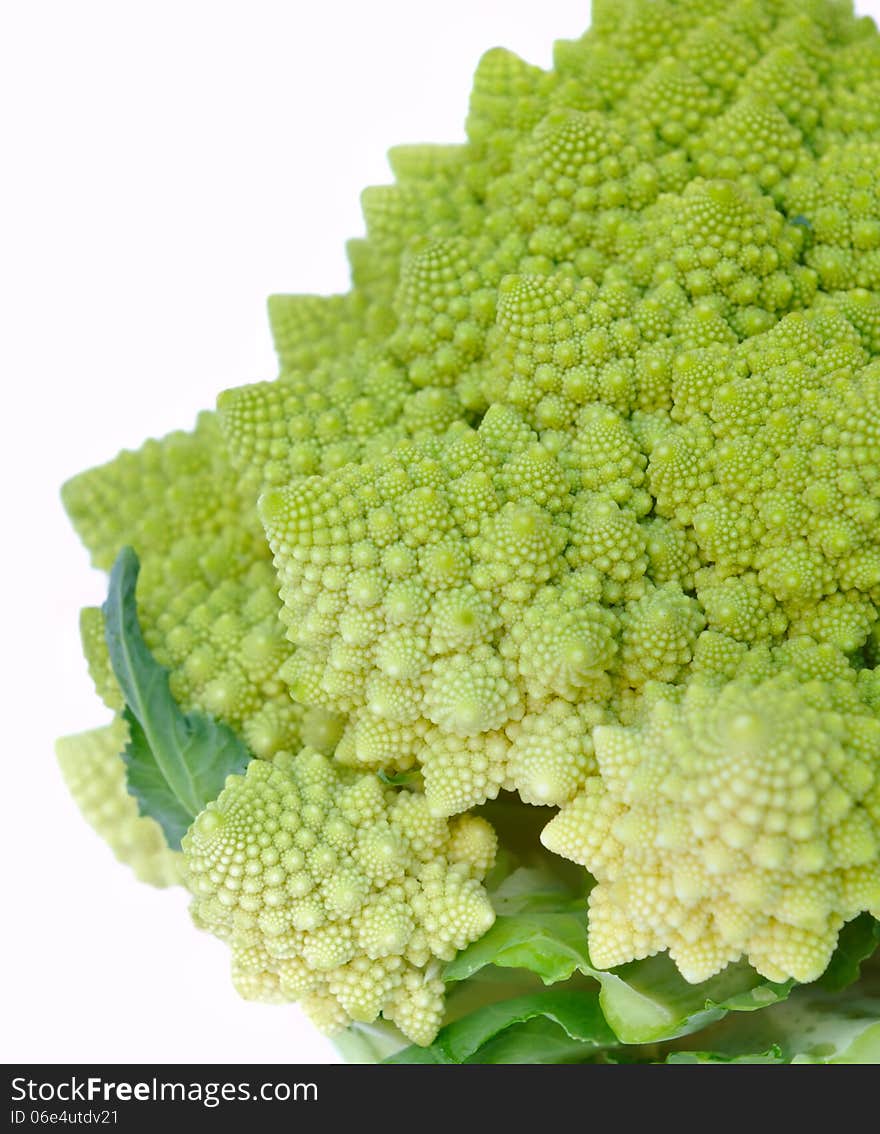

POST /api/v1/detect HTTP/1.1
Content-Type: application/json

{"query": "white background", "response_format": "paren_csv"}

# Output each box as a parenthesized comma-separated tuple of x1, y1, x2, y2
(2, 0, 878, 1065)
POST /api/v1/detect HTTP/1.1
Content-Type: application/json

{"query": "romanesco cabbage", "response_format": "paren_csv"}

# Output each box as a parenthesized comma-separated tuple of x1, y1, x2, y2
(59, 0, 880, 1064)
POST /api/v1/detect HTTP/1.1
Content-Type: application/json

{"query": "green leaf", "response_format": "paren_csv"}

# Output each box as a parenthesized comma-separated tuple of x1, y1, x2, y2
(121, 715, 193, 846)
(666, 1048, 786, 1064)
(385, 988, 617, 1064)
(443, 900, 589, 986)
(762, 979, 880, 1065)
(810, 1022, 880, 1064)
(103, 546, 251, 849)
(463, 1016, 604, 1065)
(663, 964, 880, 1065)
(815, 915, 880, 993)
(445, 868, 792, 1045)
(386, 862, 875, 1065)
(596, 954, 792, 1044)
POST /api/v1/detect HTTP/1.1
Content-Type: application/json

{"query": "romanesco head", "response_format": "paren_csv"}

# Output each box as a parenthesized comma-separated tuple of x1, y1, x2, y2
(59, 0, 880, 1052)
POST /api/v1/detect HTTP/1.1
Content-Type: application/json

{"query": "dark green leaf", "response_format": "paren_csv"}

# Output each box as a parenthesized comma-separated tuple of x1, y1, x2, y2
(122, 714, 193, 848)
(103, 546, 251, 849)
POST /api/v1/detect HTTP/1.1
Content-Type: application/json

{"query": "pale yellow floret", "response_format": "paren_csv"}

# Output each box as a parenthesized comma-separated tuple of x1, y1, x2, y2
(542, 673, 880, 984)
(506, 698, 605, 806)
(56, 719, 181, 887)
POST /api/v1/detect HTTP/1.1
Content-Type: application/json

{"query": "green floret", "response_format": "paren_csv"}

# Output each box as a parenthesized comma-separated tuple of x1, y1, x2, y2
(79, 606, 123, 713)
(785, 142, 880, 290)
(216, 0, 880, 502)
(183, 750, 496, 1045)
(260, 406, 694, 816)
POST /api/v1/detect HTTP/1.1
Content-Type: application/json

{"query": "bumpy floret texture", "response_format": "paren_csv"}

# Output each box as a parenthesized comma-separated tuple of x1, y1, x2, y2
(56, 719, 182, 887)
(62, 413, 316, 759)
(182, 750, 495, 1043)
(218, 0, 880, 493)
(542, 670, 880, 983)
(261, 404, 710, 814)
